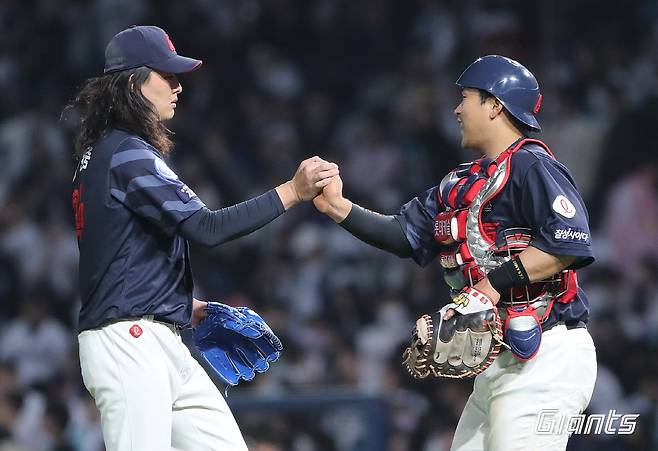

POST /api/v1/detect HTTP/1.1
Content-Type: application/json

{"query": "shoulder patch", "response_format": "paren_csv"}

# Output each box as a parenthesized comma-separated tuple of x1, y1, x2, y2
(179, 184, 197, 201)
(552, 195, 576, 218)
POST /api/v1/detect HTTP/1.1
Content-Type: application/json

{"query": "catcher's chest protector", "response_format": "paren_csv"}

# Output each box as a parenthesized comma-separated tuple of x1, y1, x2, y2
(433, 139, 578, 308)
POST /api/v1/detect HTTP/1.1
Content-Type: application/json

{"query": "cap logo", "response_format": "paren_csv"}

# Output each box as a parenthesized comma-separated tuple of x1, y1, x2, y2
(164, 32, 176, 52)
(533, 94, 542, 114)
(129, 324, 143, 338)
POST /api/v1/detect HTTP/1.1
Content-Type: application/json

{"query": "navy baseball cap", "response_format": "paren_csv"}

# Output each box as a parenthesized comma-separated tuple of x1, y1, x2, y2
(104, 25, 202, 74)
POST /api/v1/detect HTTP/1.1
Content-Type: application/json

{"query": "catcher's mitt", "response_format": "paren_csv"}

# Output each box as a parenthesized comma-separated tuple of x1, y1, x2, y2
(402, 287, 505, 379)
(193, 302, 283, 387)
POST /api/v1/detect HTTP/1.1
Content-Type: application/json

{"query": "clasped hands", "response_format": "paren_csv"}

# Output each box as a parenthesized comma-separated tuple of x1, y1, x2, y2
(286, 157, 501, 321)
(278, 156, 350, 221)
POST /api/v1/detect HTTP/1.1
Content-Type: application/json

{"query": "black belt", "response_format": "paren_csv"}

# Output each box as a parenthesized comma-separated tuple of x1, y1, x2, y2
(542, 320, 587, 332)
(102, 315, 186, 331)
(150, 315, 186, 331)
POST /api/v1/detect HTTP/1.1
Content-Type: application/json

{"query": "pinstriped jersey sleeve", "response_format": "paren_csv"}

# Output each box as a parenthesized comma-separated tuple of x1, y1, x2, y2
(110, 138, 206, 236)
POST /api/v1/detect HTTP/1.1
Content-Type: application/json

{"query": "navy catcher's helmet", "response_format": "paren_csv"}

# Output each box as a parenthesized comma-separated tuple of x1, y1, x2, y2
(456, 55, 542, 131)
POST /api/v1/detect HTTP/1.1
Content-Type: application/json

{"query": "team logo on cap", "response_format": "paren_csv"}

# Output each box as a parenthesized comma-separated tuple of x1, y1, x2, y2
(129, 324, 143, 338)
(164, 32, 176, 52)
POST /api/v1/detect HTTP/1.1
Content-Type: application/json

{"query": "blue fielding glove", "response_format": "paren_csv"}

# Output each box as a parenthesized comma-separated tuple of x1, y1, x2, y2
(193, 302, 283, 387)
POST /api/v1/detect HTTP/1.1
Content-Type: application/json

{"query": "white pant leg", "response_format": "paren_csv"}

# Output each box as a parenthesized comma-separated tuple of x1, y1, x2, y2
(451, 387, 489, 451)
(79, 318, 248, 451)
(78, 319, 175, 451)
(170, 338, 247, 451)
(451, 325, 597, 451)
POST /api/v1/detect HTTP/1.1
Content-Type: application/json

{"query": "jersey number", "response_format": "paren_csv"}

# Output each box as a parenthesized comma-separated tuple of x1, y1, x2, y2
(72, 184, 85, 240)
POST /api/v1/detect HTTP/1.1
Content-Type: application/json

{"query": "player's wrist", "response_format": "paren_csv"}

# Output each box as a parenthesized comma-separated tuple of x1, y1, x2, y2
(486, 255, 529, 296)
(192, 298, 209, 327)
(471, 280, 501, 305)
(275, 181, 302, 210)
(327, 198, 353, 223)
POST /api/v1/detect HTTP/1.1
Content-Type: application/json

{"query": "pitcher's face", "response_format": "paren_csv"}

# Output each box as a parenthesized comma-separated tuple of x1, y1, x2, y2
(141, 71, 182, 121)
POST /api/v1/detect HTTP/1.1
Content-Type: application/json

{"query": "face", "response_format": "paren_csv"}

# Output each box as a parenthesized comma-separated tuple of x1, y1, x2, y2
(453, 88, 497, 150)
(140, 71, 182, 121)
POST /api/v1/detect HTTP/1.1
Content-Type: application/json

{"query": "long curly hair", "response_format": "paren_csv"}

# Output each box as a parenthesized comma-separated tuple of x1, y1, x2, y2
(64, 67, 174, 160)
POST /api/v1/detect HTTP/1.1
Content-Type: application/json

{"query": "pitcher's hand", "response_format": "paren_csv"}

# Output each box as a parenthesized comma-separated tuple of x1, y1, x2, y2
(291, 156, 339, 201)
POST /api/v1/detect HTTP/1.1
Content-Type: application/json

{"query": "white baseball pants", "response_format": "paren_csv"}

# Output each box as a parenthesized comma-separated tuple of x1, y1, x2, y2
(78, 316, 248, 451)
(451, 324, 597, 451)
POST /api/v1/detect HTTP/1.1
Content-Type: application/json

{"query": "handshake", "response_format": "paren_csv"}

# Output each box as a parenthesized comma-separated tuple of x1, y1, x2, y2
(279, 156, 352, 223)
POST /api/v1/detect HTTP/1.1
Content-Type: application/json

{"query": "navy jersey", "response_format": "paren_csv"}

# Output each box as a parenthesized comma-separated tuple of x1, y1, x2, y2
(395, 142, 594, 329)
(72, 129, 206, 331)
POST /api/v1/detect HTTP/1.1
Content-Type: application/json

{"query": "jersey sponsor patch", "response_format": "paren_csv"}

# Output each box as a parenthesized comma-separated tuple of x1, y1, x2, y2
(552, 195, 576, 218)
(154, 157, 180, 181)
(553, 227, 590, 243)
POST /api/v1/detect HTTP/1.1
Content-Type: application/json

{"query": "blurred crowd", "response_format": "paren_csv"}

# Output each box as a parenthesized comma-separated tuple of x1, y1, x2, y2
(0, 0, 657, 450)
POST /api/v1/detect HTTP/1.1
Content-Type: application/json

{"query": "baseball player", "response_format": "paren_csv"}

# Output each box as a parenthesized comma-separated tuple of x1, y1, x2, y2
(68, 25, 338, 451)
(314, 55, 597, 450)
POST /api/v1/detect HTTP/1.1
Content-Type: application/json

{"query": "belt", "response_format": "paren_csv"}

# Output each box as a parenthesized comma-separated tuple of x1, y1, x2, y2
(542, 320, 586, 332)
(104, 315, 185, 332)
(145, 315, 186, 332)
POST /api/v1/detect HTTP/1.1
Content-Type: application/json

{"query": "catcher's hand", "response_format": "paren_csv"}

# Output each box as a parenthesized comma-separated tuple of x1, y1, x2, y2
(193, 302, 283, 386)
(402, 287, 505, 379)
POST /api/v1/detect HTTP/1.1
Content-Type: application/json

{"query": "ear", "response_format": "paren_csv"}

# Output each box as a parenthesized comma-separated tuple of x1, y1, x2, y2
(489, 98, 504, 120)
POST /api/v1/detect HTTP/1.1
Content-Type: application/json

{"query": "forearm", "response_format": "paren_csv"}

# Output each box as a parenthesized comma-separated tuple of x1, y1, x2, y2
(178, 190, 285, 247)
(476, 246, 576, 303)
(517, 246, 576, 281)
(339, 204, 413, 258)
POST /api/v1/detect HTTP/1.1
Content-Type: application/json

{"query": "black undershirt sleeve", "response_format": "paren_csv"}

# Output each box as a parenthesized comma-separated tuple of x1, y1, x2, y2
(178, 189, 285, 247)
(339, 204, 413, 258)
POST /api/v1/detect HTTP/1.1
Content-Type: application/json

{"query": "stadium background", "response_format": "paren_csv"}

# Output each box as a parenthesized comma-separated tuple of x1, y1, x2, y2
(0, 0, 657, 450)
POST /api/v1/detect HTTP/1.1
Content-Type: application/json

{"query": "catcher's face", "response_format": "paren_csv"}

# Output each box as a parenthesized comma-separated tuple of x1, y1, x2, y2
(454, 88, 495, 151)
(141, 70, 182, 121)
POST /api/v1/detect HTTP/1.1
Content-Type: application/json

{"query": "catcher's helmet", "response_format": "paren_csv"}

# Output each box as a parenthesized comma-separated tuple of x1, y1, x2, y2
(456, 55, 542, 131)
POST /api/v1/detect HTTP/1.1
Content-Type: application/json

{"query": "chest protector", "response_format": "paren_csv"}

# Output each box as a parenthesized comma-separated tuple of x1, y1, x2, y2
(434, 139, 578, 322)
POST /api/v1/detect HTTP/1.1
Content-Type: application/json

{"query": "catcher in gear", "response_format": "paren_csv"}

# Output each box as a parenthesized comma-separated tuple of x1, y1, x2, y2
(314, 55, 597, 451)
(69, 25, 338, 451)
